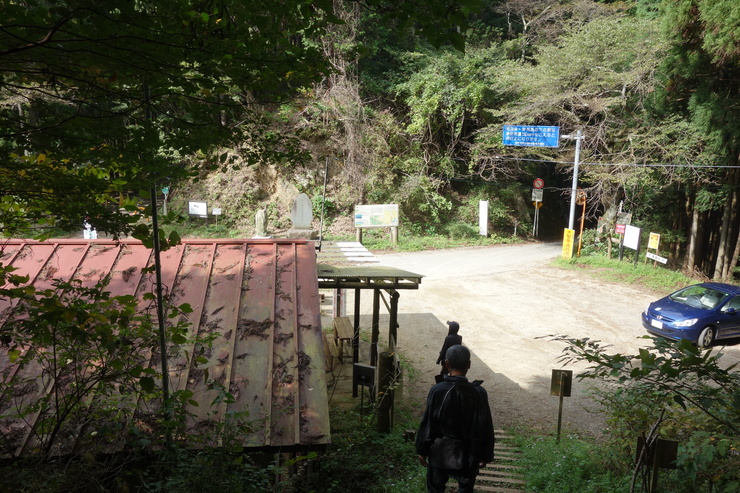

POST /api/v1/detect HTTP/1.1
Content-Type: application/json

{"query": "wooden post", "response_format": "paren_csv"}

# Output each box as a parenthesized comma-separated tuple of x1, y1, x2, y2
(557, 372, 565, 443)
(353, 288, 361, 365)
(390, 226, 398, 245)
(356, 227, 363, 243)
(371, 289, 380, 367)
(389, 291, 399, 350)
(376, 351, 394, 433)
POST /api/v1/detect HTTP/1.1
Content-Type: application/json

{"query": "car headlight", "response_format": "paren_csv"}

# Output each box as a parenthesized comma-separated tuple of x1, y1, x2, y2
(674, 318, 698, 327)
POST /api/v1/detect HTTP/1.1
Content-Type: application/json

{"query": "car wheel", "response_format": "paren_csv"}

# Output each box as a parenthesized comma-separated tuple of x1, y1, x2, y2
(698, 326, 715, 348)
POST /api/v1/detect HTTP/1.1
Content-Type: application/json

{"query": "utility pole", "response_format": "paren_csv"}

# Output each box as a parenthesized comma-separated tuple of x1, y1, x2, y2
(564, 129, 584, 231)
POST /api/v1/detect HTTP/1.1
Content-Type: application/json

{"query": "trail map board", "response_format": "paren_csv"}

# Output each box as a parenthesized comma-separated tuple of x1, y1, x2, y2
(354, 204, 399, 228)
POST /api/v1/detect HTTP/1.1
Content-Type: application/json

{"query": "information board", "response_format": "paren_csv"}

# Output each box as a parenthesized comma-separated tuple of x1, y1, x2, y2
(354, 204, 399, 228)
(624, 225, 641, 250)
(188, 201, 208, 218)
(503, 125, 560, 147)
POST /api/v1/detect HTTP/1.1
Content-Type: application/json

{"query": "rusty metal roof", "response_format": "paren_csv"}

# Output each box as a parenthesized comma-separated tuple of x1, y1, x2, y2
(0, 239, 329, 457)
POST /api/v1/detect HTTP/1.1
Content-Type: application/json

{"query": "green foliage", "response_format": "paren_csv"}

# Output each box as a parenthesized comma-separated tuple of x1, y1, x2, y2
(0, 436, 282, 492)
(0, 0, 481, 241)
(0, 273, 206, 458)
(518, 434, 630, 492)
(446, 221, 479, 239)
(397, 47, 501, 143)
(490, 16, 665, 125)
(138, 447, 277, 492)
(0, 277, 157, 457)
(0, 0, 334, 239)
(312, 193, 337, 222)
(361, 230, 519, 252)
(301, 406, 425, 492)
(658, 0, 740, 161)
(550, 335, 740, 492)
(553, 249, 695, 292)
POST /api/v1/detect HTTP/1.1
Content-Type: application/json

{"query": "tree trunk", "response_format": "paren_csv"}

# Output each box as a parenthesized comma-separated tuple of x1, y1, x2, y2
(721, 168, 740, 280)
(713, 186, 733, 279)
(686, 193, 700, 271)
(728, 226, 740, 282)
(706, 212, 719, 276)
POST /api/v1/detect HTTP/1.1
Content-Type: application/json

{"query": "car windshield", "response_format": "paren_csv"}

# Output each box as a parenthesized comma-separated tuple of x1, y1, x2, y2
(669, 285, 729, 310)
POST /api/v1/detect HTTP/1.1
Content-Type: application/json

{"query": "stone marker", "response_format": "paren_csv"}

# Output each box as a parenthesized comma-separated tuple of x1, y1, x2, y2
(287, 193, 318, 239)
(254, 208, 269, 238)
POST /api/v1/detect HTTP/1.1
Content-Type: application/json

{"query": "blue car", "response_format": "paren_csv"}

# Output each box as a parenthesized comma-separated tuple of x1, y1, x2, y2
(642, 282, 740, 347)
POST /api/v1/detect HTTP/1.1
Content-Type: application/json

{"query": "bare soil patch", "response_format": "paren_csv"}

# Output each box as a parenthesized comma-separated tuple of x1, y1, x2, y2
(358, 243, 740, 437)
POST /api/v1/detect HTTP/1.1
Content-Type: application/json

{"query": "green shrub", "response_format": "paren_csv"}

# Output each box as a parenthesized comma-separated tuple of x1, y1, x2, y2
(299, 407, 425, 492)
(446, 221, 479, 239)
(517, 434, 630, 493)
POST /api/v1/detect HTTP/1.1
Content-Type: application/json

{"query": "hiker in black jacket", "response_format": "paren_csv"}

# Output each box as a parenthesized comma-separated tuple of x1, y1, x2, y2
(435, 321, 462, 379)
(416, 344, 495, 493)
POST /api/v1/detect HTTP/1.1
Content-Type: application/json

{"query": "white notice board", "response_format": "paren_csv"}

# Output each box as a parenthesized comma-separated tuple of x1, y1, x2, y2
(624, 225, 641, 250)
(188, 201, 208, 218)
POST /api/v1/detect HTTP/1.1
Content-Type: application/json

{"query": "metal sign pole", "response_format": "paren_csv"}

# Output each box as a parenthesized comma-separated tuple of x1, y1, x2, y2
(566, 130, 583, 230)
(557, 373, 565, 443)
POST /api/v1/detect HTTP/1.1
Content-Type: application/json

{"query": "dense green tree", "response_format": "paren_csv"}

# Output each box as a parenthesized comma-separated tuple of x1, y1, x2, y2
(0, 0, 480, 239)
(658, 0, 740, 278)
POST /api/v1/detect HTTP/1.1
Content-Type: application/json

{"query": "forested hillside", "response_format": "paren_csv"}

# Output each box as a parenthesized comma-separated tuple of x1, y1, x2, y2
(2, 0, 739, 279)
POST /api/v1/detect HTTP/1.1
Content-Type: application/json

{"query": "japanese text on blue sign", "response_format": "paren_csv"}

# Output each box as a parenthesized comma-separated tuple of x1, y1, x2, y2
(503, 125, 560, 148)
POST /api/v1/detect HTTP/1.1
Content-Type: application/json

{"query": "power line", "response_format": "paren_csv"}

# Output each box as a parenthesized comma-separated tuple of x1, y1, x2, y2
(487, 156, 740, 168)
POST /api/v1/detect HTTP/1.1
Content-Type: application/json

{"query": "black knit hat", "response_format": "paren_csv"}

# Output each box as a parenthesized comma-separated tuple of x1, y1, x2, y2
(446, 320, 460, 333)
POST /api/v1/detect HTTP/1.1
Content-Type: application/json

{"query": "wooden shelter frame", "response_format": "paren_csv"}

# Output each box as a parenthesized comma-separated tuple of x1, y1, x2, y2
(316, 264, 423, 369)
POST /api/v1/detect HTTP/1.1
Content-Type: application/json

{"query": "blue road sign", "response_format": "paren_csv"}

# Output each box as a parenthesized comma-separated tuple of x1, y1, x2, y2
(503, 125, 560, 147)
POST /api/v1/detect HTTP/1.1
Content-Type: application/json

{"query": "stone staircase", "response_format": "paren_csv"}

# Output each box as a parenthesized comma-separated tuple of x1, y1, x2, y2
(474, 430, 527, 492)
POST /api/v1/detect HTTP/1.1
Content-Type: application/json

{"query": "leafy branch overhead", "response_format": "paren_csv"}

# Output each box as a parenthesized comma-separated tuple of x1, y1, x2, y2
(0, 0, 478, 239)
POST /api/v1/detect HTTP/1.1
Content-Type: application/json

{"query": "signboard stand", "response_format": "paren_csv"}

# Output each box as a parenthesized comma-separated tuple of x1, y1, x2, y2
(532, 179, 544, 238)
(188, 201, 208, 225)
(576, 189, 586, 256)
(212, 207, 222, 226)
(162, 186, 170, 215)
(354, 204, 399, 245)
(614, 212, 632, 260)
(550, 369, 573, 443)
(623, 225, 642, 265)
(645, 232, 667, 266)
(479, 200, 488, 237)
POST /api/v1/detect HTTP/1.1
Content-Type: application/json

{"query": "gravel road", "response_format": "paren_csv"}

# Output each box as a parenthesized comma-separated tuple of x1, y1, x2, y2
(365, 242, 740, 437)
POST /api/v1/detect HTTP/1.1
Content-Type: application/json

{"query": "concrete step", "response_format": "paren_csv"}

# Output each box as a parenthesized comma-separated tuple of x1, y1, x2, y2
(474, 430, 526, 493)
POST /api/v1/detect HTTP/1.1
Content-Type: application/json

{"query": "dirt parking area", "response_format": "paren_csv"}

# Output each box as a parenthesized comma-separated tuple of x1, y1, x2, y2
(336, 243, 740, 437)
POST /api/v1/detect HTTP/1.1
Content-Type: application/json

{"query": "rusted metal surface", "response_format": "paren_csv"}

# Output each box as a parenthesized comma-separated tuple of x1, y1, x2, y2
(0, 239, 329, 457)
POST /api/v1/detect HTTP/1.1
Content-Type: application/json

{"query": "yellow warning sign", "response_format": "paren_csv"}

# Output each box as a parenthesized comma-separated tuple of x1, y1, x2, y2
(648, 232, 660, 250)
(562, 228, 575, 259)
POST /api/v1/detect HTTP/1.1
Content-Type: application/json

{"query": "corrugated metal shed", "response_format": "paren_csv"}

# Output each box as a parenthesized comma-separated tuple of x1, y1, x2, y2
(0, 239, 329, 457)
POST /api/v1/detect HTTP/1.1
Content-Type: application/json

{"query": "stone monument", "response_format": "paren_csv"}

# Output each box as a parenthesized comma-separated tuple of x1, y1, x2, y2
(253, 208, 270, 238)
(286, 193, 319, 239)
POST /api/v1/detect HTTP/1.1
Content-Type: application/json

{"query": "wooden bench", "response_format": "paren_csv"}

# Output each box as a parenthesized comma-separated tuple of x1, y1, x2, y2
(333, 316, 354, 362)
(323, 333, 342, 371)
